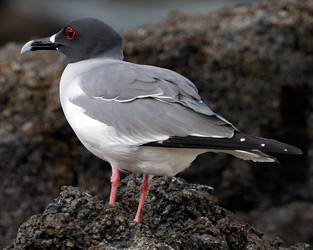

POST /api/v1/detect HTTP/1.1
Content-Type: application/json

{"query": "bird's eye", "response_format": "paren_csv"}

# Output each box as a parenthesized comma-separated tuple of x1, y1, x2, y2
(66, 27, 76, 40)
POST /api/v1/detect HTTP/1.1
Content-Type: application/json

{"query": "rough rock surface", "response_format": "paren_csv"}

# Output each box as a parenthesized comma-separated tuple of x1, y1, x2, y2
(4, 175, 311, 250)
(1, 0, 312, 248)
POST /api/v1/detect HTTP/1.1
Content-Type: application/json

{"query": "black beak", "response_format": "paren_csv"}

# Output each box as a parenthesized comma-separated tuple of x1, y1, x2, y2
(21, 36, 58, 54)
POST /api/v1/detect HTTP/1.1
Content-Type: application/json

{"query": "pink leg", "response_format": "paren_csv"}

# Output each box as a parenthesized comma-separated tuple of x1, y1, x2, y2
(109, 167, 120, 204)
(134, 174, 150, 223)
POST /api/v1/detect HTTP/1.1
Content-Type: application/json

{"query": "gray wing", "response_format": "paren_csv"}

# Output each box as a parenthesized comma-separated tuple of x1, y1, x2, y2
(71, 60, 237, 145)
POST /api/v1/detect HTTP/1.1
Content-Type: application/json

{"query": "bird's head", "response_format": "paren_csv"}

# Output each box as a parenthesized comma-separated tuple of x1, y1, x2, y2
(21, 18, 123, 63)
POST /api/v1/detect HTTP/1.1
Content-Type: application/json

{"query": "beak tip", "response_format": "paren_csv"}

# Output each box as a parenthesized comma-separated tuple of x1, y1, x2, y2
(21, 40, 34, 54)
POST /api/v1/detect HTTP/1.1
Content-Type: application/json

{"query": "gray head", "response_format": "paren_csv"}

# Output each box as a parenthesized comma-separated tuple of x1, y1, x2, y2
(21, 18, 123, 63)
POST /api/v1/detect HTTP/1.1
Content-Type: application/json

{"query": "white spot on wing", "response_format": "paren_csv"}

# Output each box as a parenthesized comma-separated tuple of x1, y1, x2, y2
(50, 34, 56, 43)
(261, 143, 265, 147)
(240, 138, 246, 142)
(284, 149, 288, 152)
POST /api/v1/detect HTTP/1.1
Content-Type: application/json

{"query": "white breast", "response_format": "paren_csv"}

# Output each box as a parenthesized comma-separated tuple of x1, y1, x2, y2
(60, 62, 120, 160)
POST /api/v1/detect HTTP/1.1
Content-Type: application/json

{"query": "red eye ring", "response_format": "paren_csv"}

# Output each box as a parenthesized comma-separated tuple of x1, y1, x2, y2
(66, 27, 76, 40)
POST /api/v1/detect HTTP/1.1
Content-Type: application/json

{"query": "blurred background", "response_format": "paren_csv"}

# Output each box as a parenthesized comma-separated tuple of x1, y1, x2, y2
(0, 0, 257, 45)
(1, 0, 313, 249)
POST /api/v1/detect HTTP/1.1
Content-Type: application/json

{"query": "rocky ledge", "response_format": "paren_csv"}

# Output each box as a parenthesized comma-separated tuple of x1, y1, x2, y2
(4, 175, 311, 250)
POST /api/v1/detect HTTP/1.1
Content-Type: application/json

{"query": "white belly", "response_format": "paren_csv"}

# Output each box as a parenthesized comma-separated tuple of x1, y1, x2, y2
(110, 146, 207, 176)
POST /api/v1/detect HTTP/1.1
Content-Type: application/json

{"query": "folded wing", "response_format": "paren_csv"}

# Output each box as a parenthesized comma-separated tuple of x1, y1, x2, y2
(70, 60, 302, 161)
(71, 60, 236, 145)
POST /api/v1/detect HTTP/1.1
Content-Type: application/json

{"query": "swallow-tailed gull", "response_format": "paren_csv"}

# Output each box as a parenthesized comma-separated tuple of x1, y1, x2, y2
(21, 18, 302, 223)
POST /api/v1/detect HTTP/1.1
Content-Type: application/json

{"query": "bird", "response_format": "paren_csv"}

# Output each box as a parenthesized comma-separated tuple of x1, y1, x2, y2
(21, 18, 302, 223)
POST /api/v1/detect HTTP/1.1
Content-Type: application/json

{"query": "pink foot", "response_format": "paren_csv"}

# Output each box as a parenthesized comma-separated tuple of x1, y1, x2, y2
(109, 167, 120, 204)
(134, 174, 150, 223)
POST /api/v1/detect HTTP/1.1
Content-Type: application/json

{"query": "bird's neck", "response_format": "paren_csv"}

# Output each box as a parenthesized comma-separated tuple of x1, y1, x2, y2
(99, 46, 124, 61)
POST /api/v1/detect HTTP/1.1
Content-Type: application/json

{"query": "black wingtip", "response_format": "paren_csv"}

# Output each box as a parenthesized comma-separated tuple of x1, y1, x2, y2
(143, 132, 303, 156)
(274, 143, 303, 155)
(232, 133, 303, 156)
(294, 148, 303, 155)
